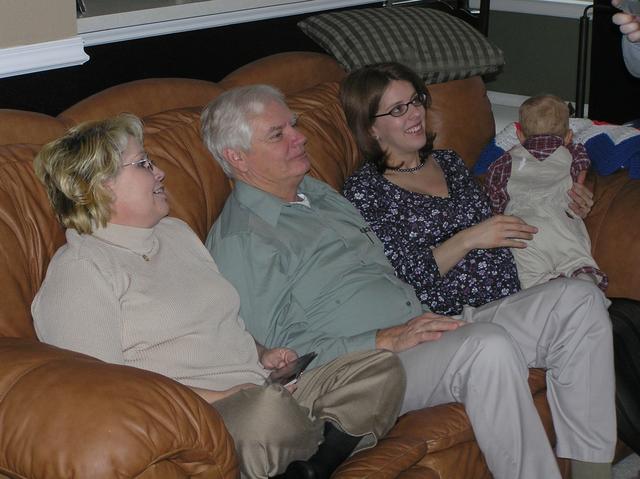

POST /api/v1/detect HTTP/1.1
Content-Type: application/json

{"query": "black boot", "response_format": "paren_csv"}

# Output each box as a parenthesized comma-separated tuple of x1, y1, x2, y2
(272, 422, 361, 479)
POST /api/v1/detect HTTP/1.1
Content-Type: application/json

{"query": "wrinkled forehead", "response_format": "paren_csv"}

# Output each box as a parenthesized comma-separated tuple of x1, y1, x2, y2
(248, 100, 293, 138)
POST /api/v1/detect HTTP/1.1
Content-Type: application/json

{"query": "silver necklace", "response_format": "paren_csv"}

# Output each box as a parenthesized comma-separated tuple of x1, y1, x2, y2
(387, 157, 427, 173)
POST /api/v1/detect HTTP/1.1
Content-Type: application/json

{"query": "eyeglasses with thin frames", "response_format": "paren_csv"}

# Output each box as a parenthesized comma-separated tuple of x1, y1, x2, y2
(373, 93, 428, 118)
(122, 154, 156, 171)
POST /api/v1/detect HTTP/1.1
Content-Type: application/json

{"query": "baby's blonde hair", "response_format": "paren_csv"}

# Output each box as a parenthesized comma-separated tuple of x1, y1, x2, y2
(34, 114, 144, 234)
(519, 94, 569, 139)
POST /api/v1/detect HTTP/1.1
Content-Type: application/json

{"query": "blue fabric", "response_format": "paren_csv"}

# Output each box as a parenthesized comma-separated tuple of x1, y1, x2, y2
(473, 139, 502, 176)
(584, 133, 640, 178)
(474, 122, 640, 179)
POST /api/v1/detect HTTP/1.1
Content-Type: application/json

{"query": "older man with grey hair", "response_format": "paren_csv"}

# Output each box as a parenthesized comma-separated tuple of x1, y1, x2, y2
(201, 84, 616, 479)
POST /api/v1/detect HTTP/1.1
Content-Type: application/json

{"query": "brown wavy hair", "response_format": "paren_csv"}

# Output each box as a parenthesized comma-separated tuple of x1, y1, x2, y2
(340, 62, 436, 174)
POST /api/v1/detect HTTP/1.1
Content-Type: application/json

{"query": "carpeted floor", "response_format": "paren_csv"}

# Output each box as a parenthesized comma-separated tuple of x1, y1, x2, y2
(614, 453, 640, 478)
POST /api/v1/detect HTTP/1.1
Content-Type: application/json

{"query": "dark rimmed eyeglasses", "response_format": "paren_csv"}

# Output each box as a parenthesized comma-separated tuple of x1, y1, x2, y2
(373, 93, 428, 118)
(122, 154, 156, 171)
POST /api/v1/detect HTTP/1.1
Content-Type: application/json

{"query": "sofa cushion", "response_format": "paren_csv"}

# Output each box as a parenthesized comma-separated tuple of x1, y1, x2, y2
(0, 143, 64, 338)
(58, 78, 224, 128)
(0, 110, 65, 146)
(298, 7, 504, 84)
(219, 51, 346, 95)
(287, 82, 362, 191)
(0, 338, 238, 478)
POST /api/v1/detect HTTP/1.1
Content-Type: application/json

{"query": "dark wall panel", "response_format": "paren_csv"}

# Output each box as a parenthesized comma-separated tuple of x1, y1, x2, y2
(484, 11, 582, 102)
(0, 11, 346, 116)
(588, 0, 640, 124)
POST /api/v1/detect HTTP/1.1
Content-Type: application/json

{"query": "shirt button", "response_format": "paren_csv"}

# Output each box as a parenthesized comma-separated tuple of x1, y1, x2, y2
(406, 301, 411, 306)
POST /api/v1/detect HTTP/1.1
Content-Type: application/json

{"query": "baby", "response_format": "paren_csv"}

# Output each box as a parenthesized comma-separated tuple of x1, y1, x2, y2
(486, 94, 607, 290)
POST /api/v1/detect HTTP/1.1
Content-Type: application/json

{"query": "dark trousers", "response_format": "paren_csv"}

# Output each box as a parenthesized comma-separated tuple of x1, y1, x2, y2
(609, 298, 640, 454)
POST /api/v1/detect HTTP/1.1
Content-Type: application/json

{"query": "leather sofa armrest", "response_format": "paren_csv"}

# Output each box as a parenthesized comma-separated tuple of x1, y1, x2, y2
(334, 435, 430, 479)
(0, 338, 238, 479)
(585, 171, 640, 300)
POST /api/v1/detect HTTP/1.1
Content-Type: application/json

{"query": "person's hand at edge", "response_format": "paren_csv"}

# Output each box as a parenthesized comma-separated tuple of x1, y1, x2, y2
(612, 0, 640, 42)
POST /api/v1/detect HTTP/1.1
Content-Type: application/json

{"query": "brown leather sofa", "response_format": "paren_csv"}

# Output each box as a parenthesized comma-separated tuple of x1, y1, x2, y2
(1, 51, 637, 479)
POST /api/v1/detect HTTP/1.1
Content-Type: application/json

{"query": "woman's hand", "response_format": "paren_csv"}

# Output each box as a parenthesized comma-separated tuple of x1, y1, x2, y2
(567, 171, 594, 219)
(260, 348, 300, 393)
(464, 215, 538, 250)
(432, 215, 536, 276)
(259, 347, 298, 370)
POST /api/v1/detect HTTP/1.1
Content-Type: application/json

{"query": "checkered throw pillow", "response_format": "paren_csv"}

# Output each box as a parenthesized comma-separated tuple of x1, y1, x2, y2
(298, 7, 504, 84)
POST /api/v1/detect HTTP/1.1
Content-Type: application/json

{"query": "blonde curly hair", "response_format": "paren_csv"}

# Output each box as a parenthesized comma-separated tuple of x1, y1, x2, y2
(519, 94, 569, 139)
(34, 114, 144, 234)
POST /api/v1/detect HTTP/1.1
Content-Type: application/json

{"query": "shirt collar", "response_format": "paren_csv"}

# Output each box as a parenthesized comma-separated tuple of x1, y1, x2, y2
(522, 134, 564, 160)
(291, 192, 311, 208)
(233, 176, 325, 226)
(92, 222, 158, 255)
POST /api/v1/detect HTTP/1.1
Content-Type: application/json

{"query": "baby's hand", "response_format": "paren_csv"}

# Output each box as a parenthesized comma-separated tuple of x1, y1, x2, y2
(567, 171, 594, 219)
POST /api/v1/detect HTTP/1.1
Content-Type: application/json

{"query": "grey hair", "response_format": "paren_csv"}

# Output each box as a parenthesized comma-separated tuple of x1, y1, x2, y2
(200, 84, 286, 178)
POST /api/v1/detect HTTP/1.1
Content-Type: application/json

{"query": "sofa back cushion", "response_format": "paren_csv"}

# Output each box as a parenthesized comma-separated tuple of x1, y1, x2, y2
(219, 51, 347, 95)
(288, 82, 361, 191)
(0, 110, 66, 145)
(58, 78, 224, 128)
(0, 143, 64, 338)
(428, 76, 495, 168)
(143, 108, 231, 241)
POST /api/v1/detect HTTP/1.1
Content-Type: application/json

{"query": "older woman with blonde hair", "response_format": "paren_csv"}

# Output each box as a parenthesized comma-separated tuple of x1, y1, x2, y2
(32, 114, 405, 479)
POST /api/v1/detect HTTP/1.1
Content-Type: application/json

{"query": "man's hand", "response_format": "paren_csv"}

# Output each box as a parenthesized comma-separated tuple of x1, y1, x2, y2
(259, 347, 298, 370)
(375, 313, 466, 352)
(568, 170, 594, 218)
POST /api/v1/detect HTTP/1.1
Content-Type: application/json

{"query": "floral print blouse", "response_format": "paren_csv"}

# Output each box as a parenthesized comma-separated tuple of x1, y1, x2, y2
(343, 149, 520, 315)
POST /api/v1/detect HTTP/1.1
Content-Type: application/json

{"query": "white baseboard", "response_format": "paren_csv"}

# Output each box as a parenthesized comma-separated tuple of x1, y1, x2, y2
(488, 90, 589, 115)
(487, 91, 529, 108)
(0, 37, 89, 79)
(469, 0, 590, 19)
(78, 0, 375, 46)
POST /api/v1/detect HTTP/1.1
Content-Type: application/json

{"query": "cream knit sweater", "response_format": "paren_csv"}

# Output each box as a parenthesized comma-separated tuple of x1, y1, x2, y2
(32, 217, 268, 390)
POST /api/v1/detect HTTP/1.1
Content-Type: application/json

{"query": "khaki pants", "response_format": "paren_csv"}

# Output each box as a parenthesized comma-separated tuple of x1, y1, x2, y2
(213, 349, 404, 478)
(399, 278, 615, 479)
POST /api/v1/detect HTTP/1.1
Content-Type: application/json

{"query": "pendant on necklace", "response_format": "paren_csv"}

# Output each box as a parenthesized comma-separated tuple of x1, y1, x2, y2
(142, 254, 150, 262)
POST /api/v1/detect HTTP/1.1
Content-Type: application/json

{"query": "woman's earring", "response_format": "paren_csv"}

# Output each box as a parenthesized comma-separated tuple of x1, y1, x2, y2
(373, 134, 380, 140)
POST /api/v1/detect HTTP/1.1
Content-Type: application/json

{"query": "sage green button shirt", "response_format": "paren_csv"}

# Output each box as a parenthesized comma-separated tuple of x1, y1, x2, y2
(206, 176, 425, 366)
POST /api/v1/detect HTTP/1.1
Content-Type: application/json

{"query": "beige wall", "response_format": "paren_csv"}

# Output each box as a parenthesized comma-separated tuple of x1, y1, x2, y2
(0, 0, 76, 48)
